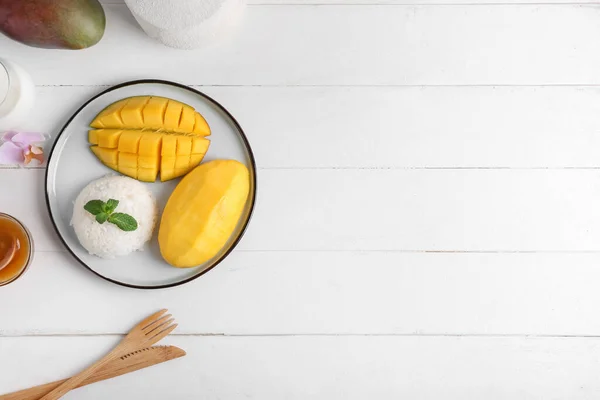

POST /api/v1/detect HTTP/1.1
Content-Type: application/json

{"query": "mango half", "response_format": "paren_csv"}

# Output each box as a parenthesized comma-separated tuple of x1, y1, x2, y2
(158, 160, 250, 268)
(88, 96, 210, 182)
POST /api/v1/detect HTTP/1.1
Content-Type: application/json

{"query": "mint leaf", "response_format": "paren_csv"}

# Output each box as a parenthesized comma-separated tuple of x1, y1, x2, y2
(105, 199, 119, 214)
(84, 200, 105, 216)
(108, 213, 138, 232)
(84, 198, 135, 230)
(95, 213, 109, 224)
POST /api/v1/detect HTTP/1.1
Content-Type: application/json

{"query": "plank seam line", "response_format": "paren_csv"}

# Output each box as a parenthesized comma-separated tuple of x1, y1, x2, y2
(35, 84, 600, 88)
(31, 249, 600, 254)
(248, 2, 600, 4)
(248, 167, 600, 170)
(8, 167, 600, 171)
(237, 250, 600, 253)
(101, 2, 600, 5)
(4, 333, 600, 338)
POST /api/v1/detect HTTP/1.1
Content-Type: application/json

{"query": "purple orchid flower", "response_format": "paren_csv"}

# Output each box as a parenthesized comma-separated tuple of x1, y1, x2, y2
(0, 131, 46, 166)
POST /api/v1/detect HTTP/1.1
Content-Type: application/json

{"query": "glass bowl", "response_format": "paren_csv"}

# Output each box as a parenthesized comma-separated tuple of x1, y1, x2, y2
(0, 213, 34, 287)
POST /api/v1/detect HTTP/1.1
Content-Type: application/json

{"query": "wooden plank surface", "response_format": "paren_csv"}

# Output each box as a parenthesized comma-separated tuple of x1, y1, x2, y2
(4, 5, 600, 86)
(4, 251, 600, 336)
(12, 85, 600, 169)
(2, 2, 600, 399)
(2, 335, 600, 399)
(6, 169, 600, 253)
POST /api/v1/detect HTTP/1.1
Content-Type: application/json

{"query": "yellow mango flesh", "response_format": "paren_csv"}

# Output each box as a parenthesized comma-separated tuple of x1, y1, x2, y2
(90, 146, 117, 165)
(138, 168, 157, 182)
(88, 129, 122, 149)
(118, 130, 142, 153)
(177, 136, 192, 156)
(90, 132, 208, 182)
(92, 101, 123, 127)
(194, 113, 210, 136)
(88, 96, 211, 182)
(91, 96, 210, 136)
(120, 166, 138, 179)
(179, 106, 196, 132)
(192, 137, 209, 154)
(138, 132, 162, 156)
(161, 135, 177, 156)
(120, 97, 149, 127)
(142, 97, 169, 129)
(158, 160, 250, 268)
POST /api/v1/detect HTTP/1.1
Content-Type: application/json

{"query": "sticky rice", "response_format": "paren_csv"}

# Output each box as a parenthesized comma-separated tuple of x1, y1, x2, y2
(71, 175, 157, 259)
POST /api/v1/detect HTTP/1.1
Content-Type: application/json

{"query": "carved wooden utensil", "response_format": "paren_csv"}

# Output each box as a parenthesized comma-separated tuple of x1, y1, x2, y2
(0, 345, 186, 400)
(39, 309, 177, 400)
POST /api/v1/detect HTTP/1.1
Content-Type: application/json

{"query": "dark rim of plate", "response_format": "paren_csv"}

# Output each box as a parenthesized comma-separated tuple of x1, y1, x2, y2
(44, 79, 258, 290)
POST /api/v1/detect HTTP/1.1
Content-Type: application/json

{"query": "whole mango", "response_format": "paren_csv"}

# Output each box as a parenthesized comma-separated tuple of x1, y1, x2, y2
(0, 0, 106, 50)
(159, 160, 251, 268)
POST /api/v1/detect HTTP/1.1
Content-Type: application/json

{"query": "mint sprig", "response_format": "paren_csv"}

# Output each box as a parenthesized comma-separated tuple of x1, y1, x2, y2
(108, 213, 138, 232)
(84, 198, 138, 232)
(105, 198, 119, 214)
(95, 213, 109, 224)
(84, 200, 105, 215)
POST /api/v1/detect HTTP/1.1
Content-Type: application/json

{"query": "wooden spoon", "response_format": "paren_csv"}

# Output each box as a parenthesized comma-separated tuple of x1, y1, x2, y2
(0, 233, 17, 271)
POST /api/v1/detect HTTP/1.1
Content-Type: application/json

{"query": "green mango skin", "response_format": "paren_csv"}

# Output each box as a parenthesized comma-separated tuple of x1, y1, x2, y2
(0, 0, 106, 50)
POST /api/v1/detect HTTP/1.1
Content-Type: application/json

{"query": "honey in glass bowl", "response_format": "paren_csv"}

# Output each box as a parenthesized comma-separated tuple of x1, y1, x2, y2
(0, 213, 33, 286)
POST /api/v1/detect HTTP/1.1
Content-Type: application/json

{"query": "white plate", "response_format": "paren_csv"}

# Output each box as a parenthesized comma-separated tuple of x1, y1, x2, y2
(45, 80, 257, 289)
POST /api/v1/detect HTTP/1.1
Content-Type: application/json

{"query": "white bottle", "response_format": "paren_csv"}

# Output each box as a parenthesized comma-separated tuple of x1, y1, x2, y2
(0, 59, 35, 131)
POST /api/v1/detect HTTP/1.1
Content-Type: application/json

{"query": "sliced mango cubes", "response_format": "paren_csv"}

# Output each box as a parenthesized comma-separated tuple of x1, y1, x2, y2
(88, 96, 211, 182)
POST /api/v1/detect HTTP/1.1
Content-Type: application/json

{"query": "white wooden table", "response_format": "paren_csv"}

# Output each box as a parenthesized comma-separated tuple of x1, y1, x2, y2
(2, 0, 600, 398)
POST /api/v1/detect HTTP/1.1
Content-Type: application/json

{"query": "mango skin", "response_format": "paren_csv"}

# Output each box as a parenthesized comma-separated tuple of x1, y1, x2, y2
(0, 0, 106, 50)
(159, 160, 250, 268)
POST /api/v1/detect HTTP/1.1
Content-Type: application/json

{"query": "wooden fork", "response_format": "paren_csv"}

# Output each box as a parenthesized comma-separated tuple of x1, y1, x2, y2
(39, 309, 177, 400)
